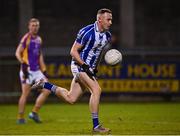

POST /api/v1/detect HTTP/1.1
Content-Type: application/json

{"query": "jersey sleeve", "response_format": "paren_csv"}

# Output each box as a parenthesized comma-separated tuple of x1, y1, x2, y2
(19, 34, 28, 48)
(75, 29, 88, 46)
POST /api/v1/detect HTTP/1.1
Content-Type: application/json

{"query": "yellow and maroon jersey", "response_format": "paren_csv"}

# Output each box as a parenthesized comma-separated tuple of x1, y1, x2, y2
(20, 33, 42, 71)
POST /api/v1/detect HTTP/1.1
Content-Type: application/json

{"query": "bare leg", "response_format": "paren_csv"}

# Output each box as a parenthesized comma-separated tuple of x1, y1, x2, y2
(77, 73, 101, 113)
(50, 72, 101, 112)
(32, 89, 50, 113)
(89, 84, 101, 113)
(54, 77, 83, 104)
(18, 83, 31, 119)
(77, 73, 110, 133)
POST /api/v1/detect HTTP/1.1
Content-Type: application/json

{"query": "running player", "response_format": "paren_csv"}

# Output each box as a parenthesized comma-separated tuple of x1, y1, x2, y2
(32, 8, 112, 133)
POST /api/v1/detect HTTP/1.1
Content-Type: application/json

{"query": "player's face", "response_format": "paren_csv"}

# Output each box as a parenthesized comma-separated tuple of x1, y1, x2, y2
(99, 12, 112, 31)
(28, 21, 40, 35)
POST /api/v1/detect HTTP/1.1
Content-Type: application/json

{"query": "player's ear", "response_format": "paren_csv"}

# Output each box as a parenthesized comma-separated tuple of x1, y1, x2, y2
(28, 23, 31, 30)
(97, 14, 102, 22)
(99, 16, 103, 22)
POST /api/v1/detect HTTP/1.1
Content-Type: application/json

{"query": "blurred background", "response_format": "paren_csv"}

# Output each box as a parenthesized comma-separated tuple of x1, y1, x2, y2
(0, 0, 180, 103)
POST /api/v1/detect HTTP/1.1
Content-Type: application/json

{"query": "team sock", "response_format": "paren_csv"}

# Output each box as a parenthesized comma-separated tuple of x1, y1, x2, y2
(32, 106, 40, 113)
(17, 112, 24, 119)
(43, 82, 57, 93)
(92, 113, 100, 128)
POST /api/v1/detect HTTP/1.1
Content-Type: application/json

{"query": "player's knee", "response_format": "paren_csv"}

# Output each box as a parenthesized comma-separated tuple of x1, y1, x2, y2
(67, 95, 77, 104)
(68, 99, 76, 104)
(42, 89, 51, 95)
(92, 86, 102, 96)
(20, 94, 28, 99)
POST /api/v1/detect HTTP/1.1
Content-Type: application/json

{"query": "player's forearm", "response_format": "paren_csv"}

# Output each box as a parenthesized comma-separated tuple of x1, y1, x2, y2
(40, 61, 46, 72)
(70, 50, 84, 65)
(15, 45, 25, 64)
(39, 53, 46, 71)
(15, 52, 24, 64)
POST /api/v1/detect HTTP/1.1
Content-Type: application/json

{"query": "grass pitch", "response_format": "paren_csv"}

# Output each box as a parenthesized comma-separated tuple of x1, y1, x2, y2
(0, 102, 180, 135)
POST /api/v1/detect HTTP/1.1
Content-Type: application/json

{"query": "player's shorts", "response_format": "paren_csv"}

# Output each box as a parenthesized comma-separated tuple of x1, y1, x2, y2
(19, 70, 46, 85)
(71, 61, 81, 77)
(71, 61, 96, 77)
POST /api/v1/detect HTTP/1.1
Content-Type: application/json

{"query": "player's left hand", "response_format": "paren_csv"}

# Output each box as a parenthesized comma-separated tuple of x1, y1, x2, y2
(21, 63, 29, 79)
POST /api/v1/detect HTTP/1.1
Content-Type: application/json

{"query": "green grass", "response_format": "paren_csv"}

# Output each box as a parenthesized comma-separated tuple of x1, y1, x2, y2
(0, 102, 180, 135)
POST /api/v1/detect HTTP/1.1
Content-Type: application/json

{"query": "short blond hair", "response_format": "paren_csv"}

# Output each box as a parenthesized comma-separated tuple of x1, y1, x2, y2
(28, 18, 40, 25)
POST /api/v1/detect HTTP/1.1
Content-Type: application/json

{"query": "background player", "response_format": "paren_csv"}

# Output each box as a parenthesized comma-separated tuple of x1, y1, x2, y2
(15, 18, 51, 124)
(32, 8, 112, 133)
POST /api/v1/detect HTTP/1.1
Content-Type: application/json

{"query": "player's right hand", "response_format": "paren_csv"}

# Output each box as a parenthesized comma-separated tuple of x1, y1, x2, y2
(81, 63, 94, 79)
(21, 63, 29, 79)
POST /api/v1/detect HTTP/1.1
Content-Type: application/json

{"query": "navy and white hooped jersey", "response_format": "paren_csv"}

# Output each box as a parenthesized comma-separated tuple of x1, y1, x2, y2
(72, 21, 111, 70)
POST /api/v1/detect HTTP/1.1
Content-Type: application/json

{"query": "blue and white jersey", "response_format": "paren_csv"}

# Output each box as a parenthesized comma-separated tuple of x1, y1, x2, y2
(72, 21, 111, 69)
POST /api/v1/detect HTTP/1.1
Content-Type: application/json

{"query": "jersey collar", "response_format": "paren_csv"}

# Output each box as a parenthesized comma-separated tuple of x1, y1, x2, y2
(95, 21, 107, 33)
(95, 21, 101, 33)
